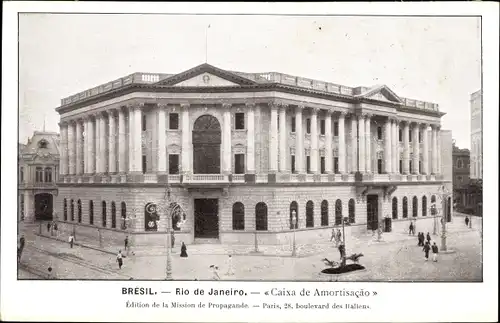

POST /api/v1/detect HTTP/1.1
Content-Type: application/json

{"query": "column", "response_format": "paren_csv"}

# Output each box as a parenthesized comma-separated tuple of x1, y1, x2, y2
(67, 121, 75, 175)
(134, 105, 143, 173)
(431, 125, 438, 174)
(384, 118, 392, 173)
(246, 103, 255, 174)
(278, 103, 287, 172)
(76, 120, 83, 175)
(223, 103, 232, 174)
(350, 116, 357, 172)
(412, 122, 420, 174)
(95, 114, 101, 173)
(88, 117, 95, 174)
(403, 121, 410, 174)
(392, 120, 398, 173)
(324, 110, 333, 173)
(268, 103, 278, 173)
(422, 124, 429, 175)
(437, 127, 441, 174)
(60, 123, 68, 175)
(181, 103, 190, 174)
(24, 190, 33, 223)
(310, 107, 319, 174)
(295, 106, 304, 173)
(128, 106, 135, 172)
(99, 113, 107, 173)
(358, 115, 365, 173)
(364, 114, 371, 173)
(82, 119, 88, 174)
(118, 108, 126, 173)
(108, 111, 117, 173)
(338, 112, 346, 174)
(157, 105, 167, 173)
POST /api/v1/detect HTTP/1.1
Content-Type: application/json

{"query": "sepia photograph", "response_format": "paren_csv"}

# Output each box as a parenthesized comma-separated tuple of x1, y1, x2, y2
(2, 2, 498, 322)
(16, 13, 484, 282)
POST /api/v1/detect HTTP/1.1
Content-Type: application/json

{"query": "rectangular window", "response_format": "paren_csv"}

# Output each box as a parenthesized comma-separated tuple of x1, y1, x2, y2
(142, 115, 147, 131)
(234, 154, 245, 174)
(409, 129, 412, 142)
(377, 127, 383, 140)
(378, 159, 383, 174)
(399, 160, 403, 173)
(320, 157, 325, 174)
(142, 155, 147, 174)
(399, 129, 403, 142)
(334, 157, 339, 174)
(306, 156, 311, 173)
(291, 155, 296, 173)
(169, 113, 179, 130)
(169, 154, 179, 174)
(306, 119, 311, 134)
(235, 113, 245, 130)
(333, 122, 339, 136)
(320, 120, 326, 135)
(291, 117, 296, 133)
(419, 131, 422, 143)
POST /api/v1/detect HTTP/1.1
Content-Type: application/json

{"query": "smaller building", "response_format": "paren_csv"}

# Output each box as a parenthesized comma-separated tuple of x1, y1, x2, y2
(18, 131, 60, 222)
(470, 89, 482, 180)
(452, 142, 472, 212)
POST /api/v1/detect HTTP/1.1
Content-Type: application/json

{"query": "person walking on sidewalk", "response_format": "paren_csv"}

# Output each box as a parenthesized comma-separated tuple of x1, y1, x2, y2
(465, 216, 470, 227)
(330, 228, 335, 242)
(69, 234, 74, 248)
(423, 241, 431, 261)
(124, 236, 129, 251)
(409, 222, 414, 236)
(47, 222, 51, 233)
(426, 232, 431, 244)
(117, 250, 123, 269)
(226, 255, 234, 276)
(336, 229, 342, 246)
(180, 242, 188, 258)
(210, 265, 220, 280)
(431, 242, 439, 262)
(19, 235, 25, 251)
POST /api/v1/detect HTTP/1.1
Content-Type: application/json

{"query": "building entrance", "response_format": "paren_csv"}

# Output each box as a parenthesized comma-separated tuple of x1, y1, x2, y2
(366, 194, 379, 231)
(34, 193, 53, 221)
(194, 199, 219, 239)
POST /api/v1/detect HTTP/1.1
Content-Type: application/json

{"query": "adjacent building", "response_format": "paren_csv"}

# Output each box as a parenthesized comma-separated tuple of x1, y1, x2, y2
(452, 142, 473, 211)
(470, 89, 482, 180)
(18, 131, 60, 223)
(55, 63, 452, 246)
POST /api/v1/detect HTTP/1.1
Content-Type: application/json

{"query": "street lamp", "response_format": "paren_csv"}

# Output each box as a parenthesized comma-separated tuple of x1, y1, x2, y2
(437, 185, 451, 252)
(291, 211, 297, 257)
(162, 186, 186, 281)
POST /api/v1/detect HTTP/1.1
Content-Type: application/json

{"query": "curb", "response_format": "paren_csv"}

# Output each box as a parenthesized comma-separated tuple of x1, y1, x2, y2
(35, 233, 116, 255)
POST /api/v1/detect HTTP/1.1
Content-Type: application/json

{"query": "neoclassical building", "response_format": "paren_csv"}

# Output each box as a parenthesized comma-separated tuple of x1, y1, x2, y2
(55, 64, 451, 246)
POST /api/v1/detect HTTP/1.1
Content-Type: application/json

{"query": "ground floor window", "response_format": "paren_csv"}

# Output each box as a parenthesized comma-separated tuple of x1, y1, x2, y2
(306, 201, 314, 228)
(348, 199, 355, 223)
(321, 200, 328, 226)
(232, 202, 245, 230)
(255, 202, 268, 231)
(392, 197, 398, 219)
(335, 200, 342, 225)
(290, 201, 298, 229)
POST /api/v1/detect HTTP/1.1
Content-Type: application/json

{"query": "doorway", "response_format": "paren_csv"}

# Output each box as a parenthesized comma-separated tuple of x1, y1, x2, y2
(194, 199, 219, 239)
(34, 193, 53, 221)
(366, 194, 379, 231)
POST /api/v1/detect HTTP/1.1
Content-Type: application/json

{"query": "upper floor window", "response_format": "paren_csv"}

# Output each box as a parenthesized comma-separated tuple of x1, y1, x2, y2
(409, 129, 412, 142)
(234, 154, 245, 174)
(169, 113, 179, 130)
(35, 167, 43, 183)
(306, 118, 311, 134)
(457, 159, 464, 168)
(418, 131, 422, 143)
(38, 139, 48, 149)
(142, 115, 147, 131)
(333, 122, 339, 137)
(235, 113, 245, 130)
(44, 167, 52, 183)
(377, 127, 383, 140)
(320, 119, 326, 135)
(169, 154, 180, 174)
(399, 128, 403, 142)
(291, 117, 296, 133)
(20, 167, 24, 183)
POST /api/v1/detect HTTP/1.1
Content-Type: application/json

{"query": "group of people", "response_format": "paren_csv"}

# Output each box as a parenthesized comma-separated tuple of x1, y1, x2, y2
(416, 231, 439, 262)
(46, 221, 58, 236)
(210, 255, 235, 280)
(330, 228, 343, 246)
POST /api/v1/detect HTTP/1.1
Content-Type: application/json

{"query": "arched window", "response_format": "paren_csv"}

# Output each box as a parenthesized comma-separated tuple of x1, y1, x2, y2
(77, 199, 82, 223)
(44, 167, 52, 182)
(321, 200, 328, 226)
(102, 201, 107, 227)
(70, 199, 74, 221)
(392, 197, 398, 219)
(335, 199, 342, 225)
(63, 198, 67, 221)
(232, 202, 245, 230)
(422, 196, 427, 217)
(111, 202, 117, 228)
(306, 201, 314, 228)
(290, 201, 298, 229)
(121, 202, 126, 230)
(89, 200, 94, 225)
(403, 197, 408, 218)
(348, 199, 355, 223)
(412, 196, 418, 217)
(255, 202, 268, 231)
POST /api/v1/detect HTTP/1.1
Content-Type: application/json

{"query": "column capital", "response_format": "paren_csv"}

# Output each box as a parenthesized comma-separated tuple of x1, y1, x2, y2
(400, 119, 410, 126)
(58, 121, 68, 127)
(357, 114, 366, 121)
(157, 103, 168, 110)
(411, 121, 420, 127)
(180, 103, 190, 110)
(420, 122, 429, 129)
(310, 106, 320, 114)
(431, 123, 441, 131)
(364, 113, 372, 119)
(222, 103, 232, 110)
(337, 110, 347, 118)
(245, 102, 256, 109)
(296, 104, 305, 111)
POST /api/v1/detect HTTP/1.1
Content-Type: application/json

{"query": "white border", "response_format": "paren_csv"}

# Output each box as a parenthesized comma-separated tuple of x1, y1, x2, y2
(2, 2, 498, 322)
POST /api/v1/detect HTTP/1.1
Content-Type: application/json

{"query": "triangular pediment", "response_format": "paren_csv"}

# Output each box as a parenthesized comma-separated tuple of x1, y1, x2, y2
(156, 63, 256, 87)
(358, 85, 403, 104)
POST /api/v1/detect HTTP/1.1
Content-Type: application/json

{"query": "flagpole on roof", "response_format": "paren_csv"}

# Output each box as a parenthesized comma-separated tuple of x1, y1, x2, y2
(205, 24, 210, 63)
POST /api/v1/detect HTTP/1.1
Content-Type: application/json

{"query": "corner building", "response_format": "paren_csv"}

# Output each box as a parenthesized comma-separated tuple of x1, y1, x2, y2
(56, 64, 451, 246)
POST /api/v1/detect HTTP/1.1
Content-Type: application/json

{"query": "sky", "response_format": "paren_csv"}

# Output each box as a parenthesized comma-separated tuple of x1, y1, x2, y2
(18, 14, 481, 149)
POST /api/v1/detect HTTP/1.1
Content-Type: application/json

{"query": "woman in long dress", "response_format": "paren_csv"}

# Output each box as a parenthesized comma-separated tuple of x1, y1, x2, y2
(180, 242, 188, 258)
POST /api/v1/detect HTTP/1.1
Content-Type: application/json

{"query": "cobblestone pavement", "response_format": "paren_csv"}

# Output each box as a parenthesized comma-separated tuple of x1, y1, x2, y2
(18, 216, 482, 281)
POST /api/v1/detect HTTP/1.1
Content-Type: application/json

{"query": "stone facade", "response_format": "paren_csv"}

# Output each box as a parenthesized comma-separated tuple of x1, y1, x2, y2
(54, 63, 452, 246)
(470, 89, 482, 180)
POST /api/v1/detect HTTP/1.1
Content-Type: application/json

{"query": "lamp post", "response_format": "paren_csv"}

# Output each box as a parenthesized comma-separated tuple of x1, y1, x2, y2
(437, 185, 451, 252)
(291, 211, 297, 257)
(162, 186, 186, 281)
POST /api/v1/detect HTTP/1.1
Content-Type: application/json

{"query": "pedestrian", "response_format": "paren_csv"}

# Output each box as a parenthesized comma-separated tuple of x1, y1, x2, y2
(336, 229, 342, 244)
(180, 242, 188, 258)
(117, 250, 123, 269)
(338, 241, 346, 261)
(431, 242, 439, 262)
(210, 265, 220, 280)
(418, 232, 425, 246)
(19, 235, 26, 251)
(426, 232, 431, 244)
(409, 222, 414, 236)
(53, 222, 58, 237)
(330, 228, 335, 242)
(465, 216, 470, 227)
(423, 241, 431, 261)
(226, 255, 234, 275)
(69, 234, 74, 248)
(124, 236, 129, 251)
(47, 267, 53, 279)
(17, 247, 21, 263)
(47, 222, 51, 233)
